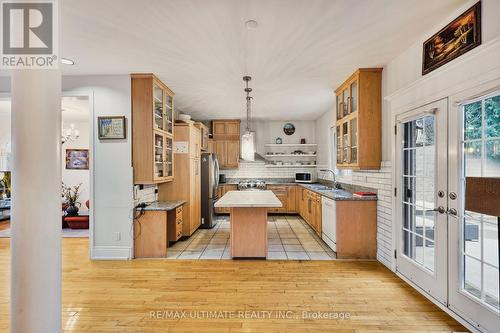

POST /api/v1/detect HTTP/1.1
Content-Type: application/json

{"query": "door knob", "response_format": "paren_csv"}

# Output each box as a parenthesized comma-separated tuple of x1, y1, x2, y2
(447, 208, 458, 216)
(449, 192, 457, 200)
(433, 206, 446, 214)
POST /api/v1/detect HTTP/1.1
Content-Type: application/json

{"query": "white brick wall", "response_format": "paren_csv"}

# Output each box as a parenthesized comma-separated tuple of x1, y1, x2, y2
(221, 160, 317, 179)
(318, 161, 394, 269)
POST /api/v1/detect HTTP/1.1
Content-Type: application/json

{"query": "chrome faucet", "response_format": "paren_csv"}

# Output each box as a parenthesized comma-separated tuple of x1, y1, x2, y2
(320, 169, 341, 189)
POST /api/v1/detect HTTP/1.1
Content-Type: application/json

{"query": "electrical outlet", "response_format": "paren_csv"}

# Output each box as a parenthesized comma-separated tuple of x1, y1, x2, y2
(114, 232, 121, 241)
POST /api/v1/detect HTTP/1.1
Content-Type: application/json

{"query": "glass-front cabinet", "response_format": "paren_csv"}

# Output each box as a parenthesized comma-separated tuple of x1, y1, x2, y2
(132, 73, 175, 184)
(334, 68, 382, 170)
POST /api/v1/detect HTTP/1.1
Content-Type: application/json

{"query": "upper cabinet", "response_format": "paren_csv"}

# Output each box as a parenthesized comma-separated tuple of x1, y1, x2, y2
(131, 73, 175, 184)
(211, 119, 240, 169)
(334, 68, 382, 170)
(194, 122, 209, 152)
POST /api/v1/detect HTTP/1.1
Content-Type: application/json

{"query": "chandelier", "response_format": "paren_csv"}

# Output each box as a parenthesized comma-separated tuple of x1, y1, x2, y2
(61, 123, 80, 144)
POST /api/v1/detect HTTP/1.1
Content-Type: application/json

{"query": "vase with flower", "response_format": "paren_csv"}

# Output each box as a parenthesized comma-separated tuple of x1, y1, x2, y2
(62, 182, 82, 216)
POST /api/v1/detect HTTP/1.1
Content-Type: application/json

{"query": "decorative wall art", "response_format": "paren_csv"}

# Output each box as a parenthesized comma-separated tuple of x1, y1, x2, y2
(98, 116, 127, 140)
(422, 2, 481, 75)
(283, 123, 295, 135)
(66, 149, 89, 170)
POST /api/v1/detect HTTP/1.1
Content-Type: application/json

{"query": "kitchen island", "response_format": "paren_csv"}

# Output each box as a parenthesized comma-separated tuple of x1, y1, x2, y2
(214, 190, 282, 259)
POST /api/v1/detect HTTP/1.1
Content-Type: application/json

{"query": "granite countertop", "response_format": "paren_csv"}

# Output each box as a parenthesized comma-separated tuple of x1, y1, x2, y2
(298, 184, 377, 201)
(221, 178, 377, 201)
(215, 190, 282, 208)
(141, 200, 186, 211)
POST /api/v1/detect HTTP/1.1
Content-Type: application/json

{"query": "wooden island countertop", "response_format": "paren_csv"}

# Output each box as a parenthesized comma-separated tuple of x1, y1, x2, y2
(215, 190, 282, 259)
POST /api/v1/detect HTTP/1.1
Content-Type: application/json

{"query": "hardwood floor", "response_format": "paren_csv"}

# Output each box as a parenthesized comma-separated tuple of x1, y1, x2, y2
(0, 238, 467, 332)
(0, 221, 9, 231)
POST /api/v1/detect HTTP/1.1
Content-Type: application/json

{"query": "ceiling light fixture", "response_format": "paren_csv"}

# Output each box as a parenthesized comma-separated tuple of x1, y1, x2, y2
(61, 58, 75, 65)
(245, 19, 258, 29)
(241, 76, 255, 162)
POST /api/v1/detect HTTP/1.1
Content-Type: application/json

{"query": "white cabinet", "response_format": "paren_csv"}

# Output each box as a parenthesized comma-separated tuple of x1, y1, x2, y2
(321, 197, 336, 251)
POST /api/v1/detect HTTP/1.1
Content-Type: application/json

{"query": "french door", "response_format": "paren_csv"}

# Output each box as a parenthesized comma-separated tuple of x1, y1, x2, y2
(397, 94, 500, 332)
(448, 91, 499, 333)
(396, 99, 449, 305)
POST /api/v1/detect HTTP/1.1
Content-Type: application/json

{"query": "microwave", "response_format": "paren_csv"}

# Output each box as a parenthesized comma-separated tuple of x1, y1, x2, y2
(295, 172, 316, 183)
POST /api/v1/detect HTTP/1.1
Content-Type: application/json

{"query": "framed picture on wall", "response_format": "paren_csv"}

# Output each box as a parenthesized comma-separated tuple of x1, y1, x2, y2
(97, 116, 126, 140)
(66, 149, 89, 170)
(422, 1, 481, 75)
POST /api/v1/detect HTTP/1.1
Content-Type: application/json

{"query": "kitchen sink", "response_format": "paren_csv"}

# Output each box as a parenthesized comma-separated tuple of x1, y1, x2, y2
(307, 185, 332, 190)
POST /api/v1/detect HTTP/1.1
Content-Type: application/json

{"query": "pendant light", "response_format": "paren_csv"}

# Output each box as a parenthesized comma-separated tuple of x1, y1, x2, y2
(241, 75, 255, 161)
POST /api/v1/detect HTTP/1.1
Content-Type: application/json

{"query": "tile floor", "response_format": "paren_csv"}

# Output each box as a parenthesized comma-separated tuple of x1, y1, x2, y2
(167, 215, 336, 260)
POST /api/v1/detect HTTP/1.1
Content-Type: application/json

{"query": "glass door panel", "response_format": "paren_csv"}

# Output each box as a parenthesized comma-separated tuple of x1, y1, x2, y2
(342, 89, 349, 117)
(349, 117, 358, 164)
(164, 136, 173, 178)
(336, 125, 341, 163)
(336, 95, 342, 121)
(154, 132, 164, 179)
(460, 96, 499, 312)
(165, 94, 173, 135)
(401, 115, 436, 272)
(350, 80, 358, 114)
(342, 122, 348, 163)
(153, 84, 165, 131)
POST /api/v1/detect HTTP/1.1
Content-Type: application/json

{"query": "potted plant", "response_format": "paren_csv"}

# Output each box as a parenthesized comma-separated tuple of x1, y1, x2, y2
(62, 182, 82, 216)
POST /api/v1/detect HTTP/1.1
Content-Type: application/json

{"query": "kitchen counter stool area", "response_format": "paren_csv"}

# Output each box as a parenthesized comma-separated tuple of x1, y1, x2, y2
(166, 215, 335, 260)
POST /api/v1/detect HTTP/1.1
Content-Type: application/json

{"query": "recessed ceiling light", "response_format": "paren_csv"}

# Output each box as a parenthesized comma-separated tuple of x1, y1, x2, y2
(61, 58, 75, 65)
(245, 20, 258, 29)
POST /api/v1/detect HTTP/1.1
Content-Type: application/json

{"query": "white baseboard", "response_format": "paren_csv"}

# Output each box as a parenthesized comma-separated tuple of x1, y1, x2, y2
(91, 246, 132, 260)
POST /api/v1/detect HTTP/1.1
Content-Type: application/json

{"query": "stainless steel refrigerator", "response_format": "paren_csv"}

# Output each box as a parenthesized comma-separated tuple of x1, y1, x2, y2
(200, 152, 219, 229)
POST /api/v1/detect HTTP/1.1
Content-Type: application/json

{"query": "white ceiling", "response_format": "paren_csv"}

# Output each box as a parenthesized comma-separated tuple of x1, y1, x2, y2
(61, 0, 465, 120)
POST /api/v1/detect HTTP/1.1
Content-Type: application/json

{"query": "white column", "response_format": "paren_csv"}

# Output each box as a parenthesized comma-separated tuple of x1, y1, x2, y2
(11, 70, 62, 333)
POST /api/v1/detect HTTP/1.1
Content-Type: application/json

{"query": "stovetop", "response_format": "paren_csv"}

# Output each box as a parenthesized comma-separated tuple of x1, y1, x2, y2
(237, 180, 267, 191)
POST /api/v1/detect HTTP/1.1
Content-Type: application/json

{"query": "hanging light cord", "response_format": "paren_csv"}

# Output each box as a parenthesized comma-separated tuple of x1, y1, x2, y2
(243, 76, 252, 132)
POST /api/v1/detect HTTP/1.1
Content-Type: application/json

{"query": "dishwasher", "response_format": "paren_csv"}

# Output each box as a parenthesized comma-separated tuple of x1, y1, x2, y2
(321, 197, 336, 252)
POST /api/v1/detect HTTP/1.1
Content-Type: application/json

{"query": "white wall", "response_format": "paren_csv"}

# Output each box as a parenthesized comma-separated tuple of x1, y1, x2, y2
(0, 75, 134, 260)
(62, 76, 133, 260)
(62, 119, 90, 207)
(241, 119, 316, 156)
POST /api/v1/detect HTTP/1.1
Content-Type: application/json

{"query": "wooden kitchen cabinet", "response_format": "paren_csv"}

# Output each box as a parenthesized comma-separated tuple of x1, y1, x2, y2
(267, 185, 297, 214)
(158, 123, 201, 236)
(296, 187, 321, 236)
(215, 184, 237, 214)
(134, 211, 167, 258)
(334, 68, 382, 170)
(207, 139, 215, 154)
(210, 120, 240, 169)
(212, 120, 240, 140)
(336, 200, 377, 259)
(194, 122, 209, 151)
(131, 73, 175, 184)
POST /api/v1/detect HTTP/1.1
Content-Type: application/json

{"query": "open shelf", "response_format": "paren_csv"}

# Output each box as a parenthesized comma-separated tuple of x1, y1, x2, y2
(266, 154, 316, 158)
(265, 164, 317, 168)
(264, 143, 317, 147)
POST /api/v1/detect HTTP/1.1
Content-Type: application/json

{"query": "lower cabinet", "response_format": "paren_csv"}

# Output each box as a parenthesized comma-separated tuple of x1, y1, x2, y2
(296, 187, 322, 236)
(215, 184, 237, 214)
(134, 206, 184, 258)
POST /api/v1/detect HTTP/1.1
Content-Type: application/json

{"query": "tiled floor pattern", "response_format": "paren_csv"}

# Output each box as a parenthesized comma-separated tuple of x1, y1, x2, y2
(167, 215, 336, 260)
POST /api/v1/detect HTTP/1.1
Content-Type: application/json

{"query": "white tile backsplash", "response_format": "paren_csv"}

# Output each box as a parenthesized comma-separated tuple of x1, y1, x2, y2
(221, 160, 316, 179)
(133, 184, 157, 206)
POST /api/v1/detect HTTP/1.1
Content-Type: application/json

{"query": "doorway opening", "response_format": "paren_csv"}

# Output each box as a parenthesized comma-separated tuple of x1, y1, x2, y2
(0, 95, 92, 240)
